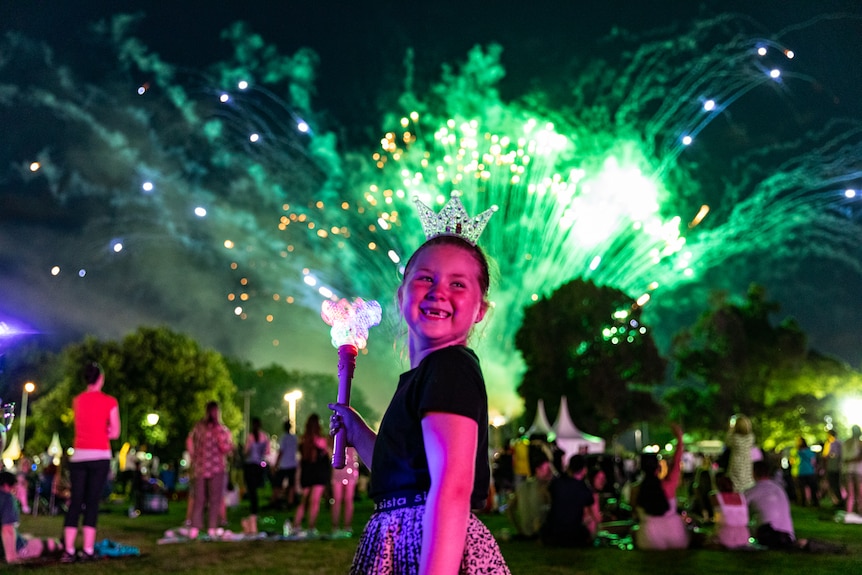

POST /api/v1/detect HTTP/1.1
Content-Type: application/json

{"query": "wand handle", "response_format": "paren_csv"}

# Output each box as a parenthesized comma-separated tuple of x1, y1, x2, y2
(332, 345, 358, 469)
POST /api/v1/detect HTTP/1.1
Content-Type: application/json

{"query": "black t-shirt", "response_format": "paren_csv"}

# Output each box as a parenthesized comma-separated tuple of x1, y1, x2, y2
(545, 475, 594, 529)
(542, 475, 595, 546)
(369, 346, 491, 509)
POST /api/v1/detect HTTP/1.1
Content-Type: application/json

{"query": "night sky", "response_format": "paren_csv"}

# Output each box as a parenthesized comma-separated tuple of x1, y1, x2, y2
(1, 1, 860, 415)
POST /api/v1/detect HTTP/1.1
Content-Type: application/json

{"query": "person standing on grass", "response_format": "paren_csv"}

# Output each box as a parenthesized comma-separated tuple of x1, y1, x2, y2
(822, 429, 844, 508)
(186, 401, 233, 540)
(329, 195, 510, 574)
(795, 437, 819, 508)
(241, 416, 270, 535)
(292, 413, 330, 538)
(62, 361, 120, 563)
(331, 446, 360, 538)
(726, 415, 757, 493)
(273, 419, 299, 509)
(842, 425, 862, 516)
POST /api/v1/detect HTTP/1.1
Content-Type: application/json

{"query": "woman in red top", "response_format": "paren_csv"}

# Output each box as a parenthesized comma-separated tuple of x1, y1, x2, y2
(62, 361, 120, 562)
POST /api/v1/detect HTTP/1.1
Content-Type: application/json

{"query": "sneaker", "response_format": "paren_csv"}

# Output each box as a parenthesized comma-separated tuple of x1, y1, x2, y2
(60, 551, 77, 564)
(95, 539, 141, 557)
(78, 551, 99, 562)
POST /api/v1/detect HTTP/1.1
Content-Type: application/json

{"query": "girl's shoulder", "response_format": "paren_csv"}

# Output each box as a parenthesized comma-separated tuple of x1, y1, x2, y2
(418, 345, 482, 378)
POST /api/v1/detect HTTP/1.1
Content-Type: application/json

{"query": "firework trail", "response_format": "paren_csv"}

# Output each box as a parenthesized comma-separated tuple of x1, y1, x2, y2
(1, 14, 859, 415)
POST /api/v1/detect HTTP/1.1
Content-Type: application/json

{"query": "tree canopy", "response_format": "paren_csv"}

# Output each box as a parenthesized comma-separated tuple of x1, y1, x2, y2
(29, 326, 240, 462)
(668, 284, 862, 450)
(224, 358, 380, 439)
(515, 279, 666, 439)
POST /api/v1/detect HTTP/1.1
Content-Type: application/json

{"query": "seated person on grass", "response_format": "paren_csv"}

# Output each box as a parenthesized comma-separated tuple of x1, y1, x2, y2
(507, 450, 554, 539)
(709, 475, 751, 549)
(1, 471, 61, 563)
(745, 460, 846, 554)
(541, 454, 600, 547)
(745, 460, 798, 549)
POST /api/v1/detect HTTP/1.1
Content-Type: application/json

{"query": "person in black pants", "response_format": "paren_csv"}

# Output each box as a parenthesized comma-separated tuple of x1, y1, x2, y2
(62, 361, 120, 562)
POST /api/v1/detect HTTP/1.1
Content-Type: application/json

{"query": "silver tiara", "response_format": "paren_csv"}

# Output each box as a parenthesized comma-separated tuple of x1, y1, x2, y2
(413, 192, 498, 245)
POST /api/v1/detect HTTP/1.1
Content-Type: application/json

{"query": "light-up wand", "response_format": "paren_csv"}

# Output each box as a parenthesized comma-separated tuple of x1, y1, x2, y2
(321, 297, 381, 469)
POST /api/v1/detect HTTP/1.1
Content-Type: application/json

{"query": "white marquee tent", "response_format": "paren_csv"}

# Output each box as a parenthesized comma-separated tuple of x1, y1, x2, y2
(552, 396, 605, 457)
(525, 398, 554, 438)
(525, 397, 605, 460)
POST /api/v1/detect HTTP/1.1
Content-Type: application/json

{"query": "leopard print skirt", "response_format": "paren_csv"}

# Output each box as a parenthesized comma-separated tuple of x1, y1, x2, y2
(350, 505, 510, 574)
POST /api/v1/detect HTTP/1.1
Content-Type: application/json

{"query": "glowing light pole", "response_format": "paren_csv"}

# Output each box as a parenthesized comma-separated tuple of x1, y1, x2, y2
(490, 415, 508, 452)
(19, 381, 35, 453)
(283, 390, 302, 434)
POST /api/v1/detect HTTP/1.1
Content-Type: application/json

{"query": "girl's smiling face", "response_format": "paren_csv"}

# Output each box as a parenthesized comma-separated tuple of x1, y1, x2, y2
(399, 242, 488, 364)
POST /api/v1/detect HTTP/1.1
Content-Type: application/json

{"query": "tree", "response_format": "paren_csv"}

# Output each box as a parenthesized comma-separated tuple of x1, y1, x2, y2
(0, 340, 65, 411)
(671, 286, 807, 427)
(758, 353, 862, 450)
(27, 337, 123, 460)
(0, 340, 67, 452)
(515, 279, 666, 439)
(29, 326, 240, 463)
(667, 284, 861, 448)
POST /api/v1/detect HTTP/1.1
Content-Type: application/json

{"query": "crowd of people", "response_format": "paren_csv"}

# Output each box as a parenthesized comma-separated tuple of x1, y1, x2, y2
(178, 409, 368, 542)
(2, 358, 859, 567)
(499, 414, 857, 554)
(3, 388, 862, 571)
(0, 365, 376, 563)
(1, 195, 858, 572)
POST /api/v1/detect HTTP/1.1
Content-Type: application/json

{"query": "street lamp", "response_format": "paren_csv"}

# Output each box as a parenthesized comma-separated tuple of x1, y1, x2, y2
(490, 414, 507, 452)
(283, 390, 303, 433)
(20, 381, 35, 454)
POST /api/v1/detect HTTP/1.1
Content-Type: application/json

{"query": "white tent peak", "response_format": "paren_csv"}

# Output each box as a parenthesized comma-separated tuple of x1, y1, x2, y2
(552, 396, 605, 456)
(526, 398, 554, 437)
(553, 396, 599, 440)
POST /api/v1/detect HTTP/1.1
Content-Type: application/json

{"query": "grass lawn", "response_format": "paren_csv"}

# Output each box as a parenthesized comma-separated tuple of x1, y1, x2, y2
(8, 493, 862, 574)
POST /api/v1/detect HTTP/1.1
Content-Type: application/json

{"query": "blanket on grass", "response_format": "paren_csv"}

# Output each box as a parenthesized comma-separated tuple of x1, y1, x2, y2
(157, 526, 351, 544)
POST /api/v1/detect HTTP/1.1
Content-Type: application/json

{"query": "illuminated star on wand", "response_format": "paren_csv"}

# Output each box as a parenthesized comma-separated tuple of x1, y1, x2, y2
(321, 297, 382, 469)
(321, 297, 382, 350)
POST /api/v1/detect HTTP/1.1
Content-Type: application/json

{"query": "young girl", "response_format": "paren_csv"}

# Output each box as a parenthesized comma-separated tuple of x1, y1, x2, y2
(726, 414, 756, 493)
(329, 214, 510, 573)
(709, 475, 751, 549)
